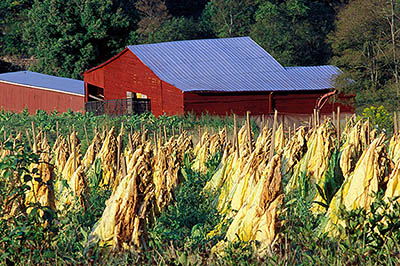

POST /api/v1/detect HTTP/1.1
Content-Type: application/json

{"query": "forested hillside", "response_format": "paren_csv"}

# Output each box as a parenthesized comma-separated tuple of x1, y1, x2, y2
(1, 0, 399, 111)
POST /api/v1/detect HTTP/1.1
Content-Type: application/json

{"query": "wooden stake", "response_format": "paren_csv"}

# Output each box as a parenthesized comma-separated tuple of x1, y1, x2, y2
(394, 111, 398, 136)
(398, 111, 400, 137)
(234, 114, 239, 157)
(84, 124, 89, 145)
(313, 109, 317, 128)
(261, 114, 265, 129)
(153, 132, 158, 153)
(120, 123, 124, 136)
(269, 110, 278, 162)
(116, 133, 122, 175)
(172, 127, 175, 139)
(163, 125, 167, 143)
(128, 133, 133, 152)
(337, 106, 341, 145)
(367, 117, 370, 146)
(66, 132, 71, 154)
(32, 121, 37, 153)
(246, 111, 253, 153)
(159, 124, 162, 145)
(72, 132, 77, 172)
(25, 129, 32, 150)
(199, 125, 202, 146)
(56, 121, 59, 138)
(121, 156, 127, 178)
(142, 128, 147, 142)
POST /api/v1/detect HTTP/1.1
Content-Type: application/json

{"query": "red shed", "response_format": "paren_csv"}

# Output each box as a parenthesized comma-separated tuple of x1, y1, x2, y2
(0, 71, 84, 114)
(83, 37, 354, 116)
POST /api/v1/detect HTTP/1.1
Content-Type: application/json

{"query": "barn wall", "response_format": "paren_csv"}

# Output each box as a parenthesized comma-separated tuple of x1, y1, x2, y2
(161, 81, 184, 115)
(87, 50, 183, 116)
(184, 91, 354, 116)
(183, 92, 270, 115)
(272, 91, 354, 114)
(84, 68, 104, 88)
(0, 82, 84, 114)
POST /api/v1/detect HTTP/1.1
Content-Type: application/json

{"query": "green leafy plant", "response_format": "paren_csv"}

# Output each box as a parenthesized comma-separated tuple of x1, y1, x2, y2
(315, 148, 344, 210)
(0, 141, 57, 265)
(361, 105, 393, 133)
(149, 152, 222, 251)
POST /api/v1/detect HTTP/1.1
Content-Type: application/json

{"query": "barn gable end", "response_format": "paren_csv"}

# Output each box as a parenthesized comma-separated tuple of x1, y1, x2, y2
(84, 49, 183, 116)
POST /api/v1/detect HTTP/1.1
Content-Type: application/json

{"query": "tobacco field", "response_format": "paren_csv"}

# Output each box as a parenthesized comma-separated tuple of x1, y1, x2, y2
(1, 109, 400, 265)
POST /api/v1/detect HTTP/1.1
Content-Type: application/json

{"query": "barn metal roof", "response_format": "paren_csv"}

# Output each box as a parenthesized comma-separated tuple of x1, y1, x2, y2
(284, 65, 342, 89)
(0, 71, 84, 96)
(127, 37, 341, 92)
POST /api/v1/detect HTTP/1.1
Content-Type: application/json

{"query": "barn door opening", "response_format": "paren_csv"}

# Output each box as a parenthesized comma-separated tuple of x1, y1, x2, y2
(126, 91, 151, 114)
(87, 83, 104, 102)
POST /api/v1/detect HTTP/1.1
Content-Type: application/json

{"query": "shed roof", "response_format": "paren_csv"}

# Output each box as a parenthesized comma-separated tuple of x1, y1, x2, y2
(0, 71, 84, 96)
(125, 37, 341, 92)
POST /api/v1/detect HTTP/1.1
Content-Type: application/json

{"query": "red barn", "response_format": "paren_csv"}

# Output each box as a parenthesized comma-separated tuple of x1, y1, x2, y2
(0, 71, 84, 113)
(83, 37, 354, 116)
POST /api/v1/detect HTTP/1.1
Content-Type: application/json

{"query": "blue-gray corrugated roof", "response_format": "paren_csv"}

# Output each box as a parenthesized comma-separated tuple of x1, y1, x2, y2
(0, 71, 84, 96)
(284, 65, 342, 90)
(127, 37, 341, 92)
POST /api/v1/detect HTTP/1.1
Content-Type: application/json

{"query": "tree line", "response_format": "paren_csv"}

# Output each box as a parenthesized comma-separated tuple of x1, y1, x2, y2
(0, 0, 399, 112)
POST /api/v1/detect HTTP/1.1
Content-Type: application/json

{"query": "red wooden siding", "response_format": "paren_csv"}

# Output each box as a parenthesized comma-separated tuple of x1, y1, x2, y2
(84, 49, 183, 116)
(183, 91, 353, 116)
(272, 91, 354, 114)
(184, 92, 270, 115)
(0, 82, 84, 114)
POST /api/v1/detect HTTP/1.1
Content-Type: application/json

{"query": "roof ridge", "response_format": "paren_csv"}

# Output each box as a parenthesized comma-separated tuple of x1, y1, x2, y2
(127, 36, 251, 48)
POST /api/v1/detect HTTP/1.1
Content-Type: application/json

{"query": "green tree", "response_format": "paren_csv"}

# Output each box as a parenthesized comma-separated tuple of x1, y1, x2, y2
(201, 0, 258, 38)
(330, 0, 400, 111)
(149, 17, 203, 43)
(136, 0, 171, 43)
(25, 0, 138, 79)
(251, 0, 336, 66)
(0, 0, 33, 56)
